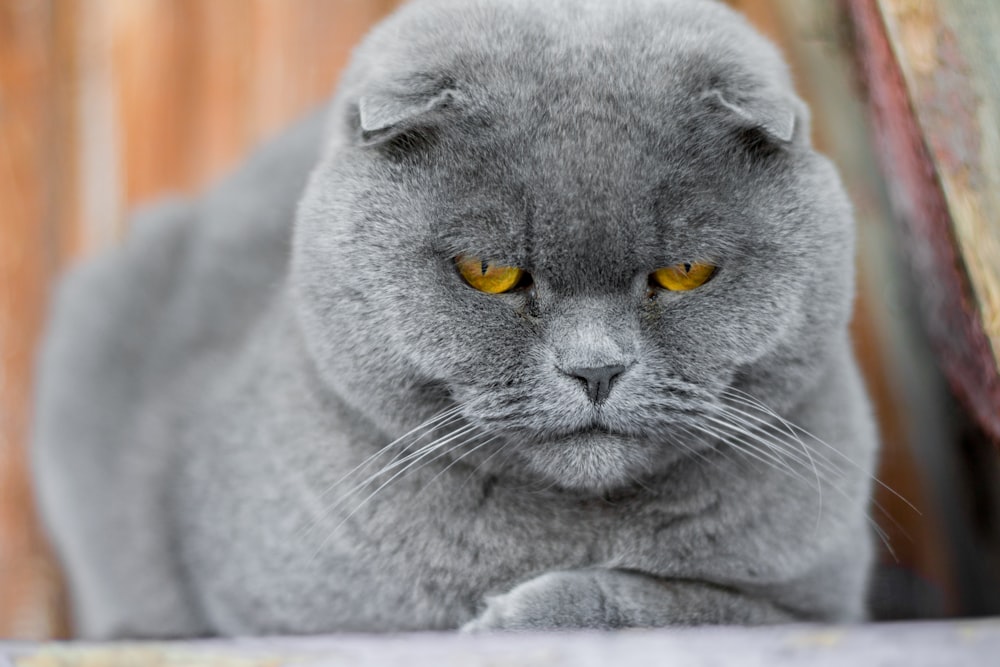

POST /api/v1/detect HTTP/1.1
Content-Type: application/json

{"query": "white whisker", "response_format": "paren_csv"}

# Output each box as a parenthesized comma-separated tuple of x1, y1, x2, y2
(309, 423, 489, 562)
(722, 387, 911, 559)
(300, 413, 469, 548)
(712, 407, 824, 536)
(723, 387, 918, 515)
(315, 406, 463, 503)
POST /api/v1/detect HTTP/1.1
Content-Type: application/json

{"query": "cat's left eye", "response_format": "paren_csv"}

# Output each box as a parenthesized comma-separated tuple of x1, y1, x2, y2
(649, 262, 716, 292)
(455, 255, 531, 294)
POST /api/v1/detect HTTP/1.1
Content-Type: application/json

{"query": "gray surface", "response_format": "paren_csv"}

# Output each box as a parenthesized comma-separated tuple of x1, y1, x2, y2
(4, 620, 999, 666)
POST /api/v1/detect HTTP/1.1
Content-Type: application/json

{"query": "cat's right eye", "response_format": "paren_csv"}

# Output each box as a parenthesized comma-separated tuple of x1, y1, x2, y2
(455, 255, 531, 294)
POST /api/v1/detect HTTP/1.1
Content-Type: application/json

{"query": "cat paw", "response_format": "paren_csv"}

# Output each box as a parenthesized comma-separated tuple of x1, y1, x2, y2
(461, 570, 615, 632)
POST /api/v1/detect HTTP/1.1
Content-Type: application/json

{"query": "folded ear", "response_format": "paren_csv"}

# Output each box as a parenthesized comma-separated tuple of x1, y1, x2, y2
(704, 88, 804, 145)
(356, 79, 462, 147)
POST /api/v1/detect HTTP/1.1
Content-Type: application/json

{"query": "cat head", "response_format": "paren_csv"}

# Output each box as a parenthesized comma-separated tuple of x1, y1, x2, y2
(291, 0, 855, 492)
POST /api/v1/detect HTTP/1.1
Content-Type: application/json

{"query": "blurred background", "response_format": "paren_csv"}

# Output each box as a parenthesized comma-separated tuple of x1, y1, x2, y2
(1, 0, 998, 639)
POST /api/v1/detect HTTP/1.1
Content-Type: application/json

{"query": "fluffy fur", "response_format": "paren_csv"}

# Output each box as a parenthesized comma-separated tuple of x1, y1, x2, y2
(33, 0, 877, 637)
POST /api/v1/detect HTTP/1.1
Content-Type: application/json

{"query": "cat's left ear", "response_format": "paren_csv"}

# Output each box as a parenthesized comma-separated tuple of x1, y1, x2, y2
(704, 88, 808, 145)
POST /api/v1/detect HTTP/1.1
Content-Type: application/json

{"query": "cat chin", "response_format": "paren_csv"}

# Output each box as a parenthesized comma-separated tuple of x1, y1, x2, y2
(518, 431, 681, 493)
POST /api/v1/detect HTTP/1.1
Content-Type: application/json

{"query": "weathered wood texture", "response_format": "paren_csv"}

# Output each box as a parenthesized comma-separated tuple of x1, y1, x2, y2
(846, 0, 1000, 445)
(0, 0, 400, 639)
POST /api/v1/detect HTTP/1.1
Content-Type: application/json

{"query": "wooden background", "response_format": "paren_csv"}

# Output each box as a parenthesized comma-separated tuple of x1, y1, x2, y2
(1, 0, 991, 638)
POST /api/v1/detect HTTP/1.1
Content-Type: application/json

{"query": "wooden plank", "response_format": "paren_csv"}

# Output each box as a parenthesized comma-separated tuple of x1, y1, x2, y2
(111, 0, 404, 204)
(846, 0, 1000, 445)
(74, 0, 120, 257)
(878, 0, 1000, 368)
(111, 0, 197, 204)
(0, 0, 71, 640)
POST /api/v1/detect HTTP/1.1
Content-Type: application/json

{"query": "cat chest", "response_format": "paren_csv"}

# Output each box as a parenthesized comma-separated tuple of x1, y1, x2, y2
(179, 462, 707, 633)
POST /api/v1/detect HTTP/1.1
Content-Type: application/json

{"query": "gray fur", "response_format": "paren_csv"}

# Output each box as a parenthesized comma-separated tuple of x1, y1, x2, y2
(33, 0, 877, 638)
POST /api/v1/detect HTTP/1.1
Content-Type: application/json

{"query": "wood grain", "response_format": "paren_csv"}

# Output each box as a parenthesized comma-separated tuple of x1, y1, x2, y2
(0, 0, 73, 640)
(879, 0, 1000, 371)
(851, 0, 1000, 444)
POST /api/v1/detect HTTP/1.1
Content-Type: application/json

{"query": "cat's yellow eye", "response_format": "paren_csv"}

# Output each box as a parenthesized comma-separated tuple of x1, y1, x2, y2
(456, 255, 527, 294)
(650, 262, 716, 292)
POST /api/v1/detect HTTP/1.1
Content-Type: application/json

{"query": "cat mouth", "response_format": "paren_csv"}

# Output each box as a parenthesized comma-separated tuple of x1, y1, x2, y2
(568, 424, 616, 437)
(539, 423, 631, 444)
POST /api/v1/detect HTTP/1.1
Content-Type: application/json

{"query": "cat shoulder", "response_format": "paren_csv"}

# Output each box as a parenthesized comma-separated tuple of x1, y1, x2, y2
(36, 108, 326, 432)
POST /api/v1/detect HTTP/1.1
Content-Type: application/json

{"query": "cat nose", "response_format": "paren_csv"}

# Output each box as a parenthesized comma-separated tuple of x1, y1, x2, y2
(563, 365, 627, 404)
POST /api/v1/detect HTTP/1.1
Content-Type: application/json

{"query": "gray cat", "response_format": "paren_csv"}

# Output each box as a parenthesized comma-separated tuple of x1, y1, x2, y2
(33, 0, 878, 638)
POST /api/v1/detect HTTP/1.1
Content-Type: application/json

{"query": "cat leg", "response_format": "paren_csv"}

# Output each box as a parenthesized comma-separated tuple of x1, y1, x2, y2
(461, 568, 795, 631)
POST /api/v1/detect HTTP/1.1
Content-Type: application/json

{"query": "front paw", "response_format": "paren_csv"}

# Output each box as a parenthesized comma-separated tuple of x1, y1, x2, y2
(461, 570, 617, 632)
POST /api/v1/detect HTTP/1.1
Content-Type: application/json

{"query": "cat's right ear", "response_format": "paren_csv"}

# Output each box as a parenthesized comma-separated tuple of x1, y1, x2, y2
(354, 79, 463, 148)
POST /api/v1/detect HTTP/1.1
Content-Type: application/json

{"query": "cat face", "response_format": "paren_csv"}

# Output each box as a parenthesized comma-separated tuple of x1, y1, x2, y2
(292, 0, 855, 491)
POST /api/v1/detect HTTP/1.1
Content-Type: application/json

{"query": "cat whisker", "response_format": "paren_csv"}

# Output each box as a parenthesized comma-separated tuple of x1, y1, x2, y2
(315, 405, 464, 503)
(310, 423, 492, 562)
(694, 417, 808, 483)
(721, 387, 912, 557)
(713, 406, 828, 484)
(672, 415, 898, 559)
(415, 433, 504, 499)
(455, 437, 512, 495)
(677, 415, 820, 496)
(722, 388, 919, 521)
(325, 423, 480, 511)
(716, 402, 842, 477)
(685, 420, 807, 486)
(673, 424, 800, 494)
(694, 414, 899, 559)
(717, 398, 827, 471)
(298, 407, 466, 545)
(623, 472, 655, 495)
(667, 422, 734, 469)
(716, 402, 898, 532)
(301, 415, 472, 547)
(716, 403, 854, 492)
(721, 391, 848, 472)
(711, 408, 824, 536)
(332, 424, 476, 504)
